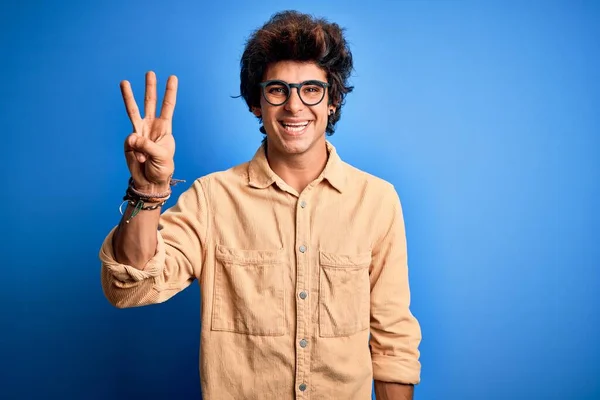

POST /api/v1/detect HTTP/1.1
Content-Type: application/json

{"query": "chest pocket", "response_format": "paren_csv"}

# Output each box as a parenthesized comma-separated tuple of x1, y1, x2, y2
(211, 244, 286, 336)
(319, 250, 372, 337)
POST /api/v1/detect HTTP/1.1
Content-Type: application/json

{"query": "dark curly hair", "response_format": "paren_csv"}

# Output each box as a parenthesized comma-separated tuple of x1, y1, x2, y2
(240, 10, 354, 136)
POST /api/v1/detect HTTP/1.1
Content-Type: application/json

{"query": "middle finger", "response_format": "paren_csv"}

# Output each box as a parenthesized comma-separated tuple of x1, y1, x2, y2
(144, 71, 157, 121)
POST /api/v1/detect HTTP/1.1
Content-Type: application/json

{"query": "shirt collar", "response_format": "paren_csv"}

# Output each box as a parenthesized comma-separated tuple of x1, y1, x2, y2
(248, 140, 346, 193)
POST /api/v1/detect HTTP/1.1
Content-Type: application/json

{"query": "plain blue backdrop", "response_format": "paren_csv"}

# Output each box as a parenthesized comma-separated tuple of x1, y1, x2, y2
(2, 0, 598, 399)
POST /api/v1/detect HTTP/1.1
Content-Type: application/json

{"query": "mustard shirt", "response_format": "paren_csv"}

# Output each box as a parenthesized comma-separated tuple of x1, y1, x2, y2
(99, 141, 421, 400)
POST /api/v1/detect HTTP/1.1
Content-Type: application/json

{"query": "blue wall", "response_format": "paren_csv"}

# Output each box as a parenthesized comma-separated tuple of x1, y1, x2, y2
(2, 1, 598, 399)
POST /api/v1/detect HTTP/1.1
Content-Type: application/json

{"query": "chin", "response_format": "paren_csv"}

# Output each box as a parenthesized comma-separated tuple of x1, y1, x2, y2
(274, 139, 312, 155)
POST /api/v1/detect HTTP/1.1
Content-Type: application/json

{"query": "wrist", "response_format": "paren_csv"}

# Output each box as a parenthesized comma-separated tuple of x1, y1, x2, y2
(126, 178, 172, 206)
(134, 183, 171, 194)
(129, 178, 171, 195)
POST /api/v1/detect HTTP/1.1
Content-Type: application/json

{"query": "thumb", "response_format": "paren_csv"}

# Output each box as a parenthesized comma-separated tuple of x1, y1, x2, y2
(125, 134, 169, 161)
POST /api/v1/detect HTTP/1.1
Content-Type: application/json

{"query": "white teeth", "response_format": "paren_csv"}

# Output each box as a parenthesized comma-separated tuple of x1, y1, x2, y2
(281, 121, 309, 133)
(285, 125, 306, 132)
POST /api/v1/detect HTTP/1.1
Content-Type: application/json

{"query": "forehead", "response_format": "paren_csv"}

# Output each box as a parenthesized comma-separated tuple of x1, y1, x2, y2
(263, 61, 327, 82)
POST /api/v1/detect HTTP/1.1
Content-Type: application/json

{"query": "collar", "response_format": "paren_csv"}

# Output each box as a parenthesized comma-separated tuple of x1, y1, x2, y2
(247, 140, 346, 193)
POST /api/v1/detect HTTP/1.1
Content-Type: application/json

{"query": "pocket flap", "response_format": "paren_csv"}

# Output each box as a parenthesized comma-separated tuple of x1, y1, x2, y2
(319, 250, 372, 268)
(216, 244, 284, 265)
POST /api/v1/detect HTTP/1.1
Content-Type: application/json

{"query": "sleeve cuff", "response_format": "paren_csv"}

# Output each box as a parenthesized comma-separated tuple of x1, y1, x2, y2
(98, 226, 166, 283)
(372, 353, 421, 385)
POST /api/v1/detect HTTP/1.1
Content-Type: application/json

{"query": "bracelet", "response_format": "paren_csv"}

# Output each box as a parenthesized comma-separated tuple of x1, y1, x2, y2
(119, 199, 167, 224)
(127, 177, 172, 201)
(119, 176, 186, 223)
(124, 187, 171, 203)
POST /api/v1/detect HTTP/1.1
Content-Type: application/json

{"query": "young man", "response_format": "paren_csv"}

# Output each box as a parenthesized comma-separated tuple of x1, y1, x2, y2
(99, 10, 421, 400)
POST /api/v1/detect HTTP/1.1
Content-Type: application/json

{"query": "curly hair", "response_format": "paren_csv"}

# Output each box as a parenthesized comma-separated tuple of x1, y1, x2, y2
(240, 10, 354, 136)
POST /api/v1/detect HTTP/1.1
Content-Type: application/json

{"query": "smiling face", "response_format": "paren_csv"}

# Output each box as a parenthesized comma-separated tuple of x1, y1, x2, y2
(253, 61, 336, 158)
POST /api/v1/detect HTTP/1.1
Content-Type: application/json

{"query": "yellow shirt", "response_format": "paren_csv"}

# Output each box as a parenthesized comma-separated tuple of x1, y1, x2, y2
(99, 141, 421, 400)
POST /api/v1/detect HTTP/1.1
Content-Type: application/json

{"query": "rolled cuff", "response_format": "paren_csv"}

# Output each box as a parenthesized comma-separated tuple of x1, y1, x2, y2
(372, 353, 421, 385)
(98, 226, 166, 283)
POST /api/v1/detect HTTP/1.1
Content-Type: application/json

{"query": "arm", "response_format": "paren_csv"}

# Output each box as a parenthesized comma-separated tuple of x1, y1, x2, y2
(370, 185, 422, 394)
(374, 381, 414, 400)
(99, 179, 208, 308)
(112, 181, 167, 269)
(99, 72, 209, 308)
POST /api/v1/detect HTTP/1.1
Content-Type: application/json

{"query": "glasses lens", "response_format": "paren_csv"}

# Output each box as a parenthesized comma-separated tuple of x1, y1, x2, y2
(299, 83, 325, 105)
(263, 82, 289, 105)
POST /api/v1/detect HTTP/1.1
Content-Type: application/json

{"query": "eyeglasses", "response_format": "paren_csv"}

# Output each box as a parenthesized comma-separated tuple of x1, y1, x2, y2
(258, 79, 330, 106)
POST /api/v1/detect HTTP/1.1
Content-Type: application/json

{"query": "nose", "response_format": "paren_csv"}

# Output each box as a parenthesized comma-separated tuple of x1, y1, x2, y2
(284, 87, 304, 114)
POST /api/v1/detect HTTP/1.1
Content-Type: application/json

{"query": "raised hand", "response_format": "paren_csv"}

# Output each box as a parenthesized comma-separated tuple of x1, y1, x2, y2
(120, 71, 178, 192)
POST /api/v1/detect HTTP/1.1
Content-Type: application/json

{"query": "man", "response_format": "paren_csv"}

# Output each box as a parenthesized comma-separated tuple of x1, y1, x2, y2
(99, 10, 421, 400)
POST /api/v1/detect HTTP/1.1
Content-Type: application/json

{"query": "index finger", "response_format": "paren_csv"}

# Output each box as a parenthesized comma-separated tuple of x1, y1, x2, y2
(160, 75, 178, 120)
(120, 80, 142, 131)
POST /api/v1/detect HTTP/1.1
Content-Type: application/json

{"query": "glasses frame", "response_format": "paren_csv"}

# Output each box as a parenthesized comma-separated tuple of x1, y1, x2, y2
(258, 79, 330, 106)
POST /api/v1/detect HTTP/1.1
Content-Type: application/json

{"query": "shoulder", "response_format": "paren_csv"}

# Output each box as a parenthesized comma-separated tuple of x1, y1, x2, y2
(342, 161, 399, 202)
(179, 161, 251, 201)
(197, 161, 250, 186)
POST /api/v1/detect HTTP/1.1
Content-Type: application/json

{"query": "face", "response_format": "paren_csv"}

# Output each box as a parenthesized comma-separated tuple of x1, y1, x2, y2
(253, 61, 335, 158)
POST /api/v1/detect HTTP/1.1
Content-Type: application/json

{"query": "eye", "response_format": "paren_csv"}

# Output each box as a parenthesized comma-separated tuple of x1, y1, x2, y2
(302, 85, 324, 97)
(267, 85, 288, 95)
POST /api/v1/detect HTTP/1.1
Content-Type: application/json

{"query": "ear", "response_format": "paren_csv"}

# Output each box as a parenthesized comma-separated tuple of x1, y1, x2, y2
(252, 106, 262, 117)
(329, 107, 336, 116)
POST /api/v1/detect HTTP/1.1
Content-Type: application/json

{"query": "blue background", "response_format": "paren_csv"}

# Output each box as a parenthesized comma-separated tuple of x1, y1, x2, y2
(2, 0, 598, 399)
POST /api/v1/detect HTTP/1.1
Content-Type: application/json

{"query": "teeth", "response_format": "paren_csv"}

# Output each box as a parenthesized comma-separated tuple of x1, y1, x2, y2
(281, 121, 309, 133)
(285, 125, 306, 132)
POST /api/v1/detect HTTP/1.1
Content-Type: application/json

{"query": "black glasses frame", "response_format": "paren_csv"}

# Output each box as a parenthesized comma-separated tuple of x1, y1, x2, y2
(258, 79, 330, 106)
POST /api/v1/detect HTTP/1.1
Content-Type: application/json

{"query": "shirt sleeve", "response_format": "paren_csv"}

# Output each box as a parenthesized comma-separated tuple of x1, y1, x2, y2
(98, 178, 209, 308)
(369, 184, 422, 385)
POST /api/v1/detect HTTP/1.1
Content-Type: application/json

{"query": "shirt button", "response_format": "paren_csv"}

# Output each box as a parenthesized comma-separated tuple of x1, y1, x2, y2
(299, 383, 307, 392)
(299, 245, 306, 253)
(300, 339, 308, 348)
(299, 291, 308, 300)
(300, 200, 307, 208)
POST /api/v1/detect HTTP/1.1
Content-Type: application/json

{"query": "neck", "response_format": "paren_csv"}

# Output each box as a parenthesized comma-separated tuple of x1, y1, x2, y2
(265, 140, 329, 194)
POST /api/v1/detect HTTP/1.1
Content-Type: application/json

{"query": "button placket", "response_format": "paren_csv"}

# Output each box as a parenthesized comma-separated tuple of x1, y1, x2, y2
(295, 190, 312, 398)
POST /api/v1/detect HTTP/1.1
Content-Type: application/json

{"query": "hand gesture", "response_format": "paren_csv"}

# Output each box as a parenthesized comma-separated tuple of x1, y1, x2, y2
(120, 71, 178, 192)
